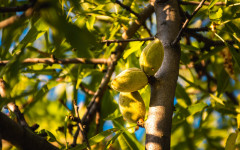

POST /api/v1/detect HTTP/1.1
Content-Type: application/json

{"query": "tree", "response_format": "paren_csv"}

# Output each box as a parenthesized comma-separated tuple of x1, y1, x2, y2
(0, 0, 240, 149)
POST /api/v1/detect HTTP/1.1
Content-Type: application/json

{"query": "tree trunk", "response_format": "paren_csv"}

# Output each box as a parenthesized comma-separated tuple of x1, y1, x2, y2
(145, 0, 182, 149)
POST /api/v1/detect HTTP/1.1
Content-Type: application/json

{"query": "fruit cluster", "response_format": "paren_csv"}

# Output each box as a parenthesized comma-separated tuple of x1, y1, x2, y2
(111, 38, 164, 125)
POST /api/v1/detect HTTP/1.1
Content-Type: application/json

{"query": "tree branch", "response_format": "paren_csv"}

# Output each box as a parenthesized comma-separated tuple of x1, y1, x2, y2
(179, 1, 226, 6)
(73, 101, 90, 150)
(186, 32, 234, 49)
(0, 7, 34, 29)
(80, 83, 95, 95)
(0, 58, 109, 66)
(145, 0, 182, 149)
(115, 0, 140, 18)
(172, 0, 206, 45)
(185, 27, 209, 32)
(0, 3, 34, 13)
(102, 37, 154, 44)
(0, 112, 59, 150)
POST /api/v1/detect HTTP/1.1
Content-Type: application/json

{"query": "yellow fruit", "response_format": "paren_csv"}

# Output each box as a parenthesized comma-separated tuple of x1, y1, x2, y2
(139, 38, 164, 76)
(111, 68, 148, 92)
(119, 91, 146, 123)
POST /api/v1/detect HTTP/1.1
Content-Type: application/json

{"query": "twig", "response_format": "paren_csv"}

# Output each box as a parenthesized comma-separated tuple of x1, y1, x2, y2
(179, 1, 226, 6)
(172, 0, 207, 45)
(0, 78, 29, 128)
(27, 47, 52, 57)
(186, 32, 234, 48)
(58, 99, 71, 112)
(185, 27, 209, 32)
(0, 3, 34, 13)
(0, 58, 109, 66)
(102, 37, 154, 44)
(225, 92, 239, 105)
(29, 124, 40, 132)
(71, 126, 80, 147)
(73, 101, 90, 150)
(95, 107, 101, 134)
(20, 97, 34, 109)
(115, 0, 140, 18)
(142, 22, 153, 37)
(80, 83, 95, 95)
(0, 7, 34, 29)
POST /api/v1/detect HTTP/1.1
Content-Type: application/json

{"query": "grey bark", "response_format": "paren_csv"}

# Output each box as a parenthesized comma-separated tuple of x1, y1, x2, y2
(145, 0, 182, 149)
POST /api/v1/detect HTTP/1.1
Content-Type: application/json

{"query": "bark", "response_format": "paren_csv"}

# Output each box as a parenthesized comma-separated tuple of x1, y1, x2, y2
(0, 112, 59, 150)
(145, 0, 181, 149)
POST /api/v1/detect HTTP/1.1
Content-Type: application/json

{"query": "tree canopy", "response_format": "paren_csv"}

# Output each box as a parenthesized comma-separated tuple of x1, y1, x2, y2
(0, 0, 240, 149)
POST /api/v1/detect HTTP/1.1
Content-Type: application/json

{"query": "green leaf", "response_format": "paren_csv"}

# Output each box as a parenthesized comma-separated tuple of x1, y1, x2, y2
(173, 102, 208, 125)
(104, 109, 122, 121)
(64, 116, 69, 147)
(196, 47, 223, 64)
(113, 120, 144, 150)
(123, 42, 143, 59)
(175, 83, 192, 106)
(210, 94, 225, 105)
(86, 15, 96, 31)
(70, 128, 119, 150)
(41, 7, 95, 58)
(208, 0, 220, 9)
(23, 84, 49, 113)
(217, 68, 230, 96)
(228, 45, 240, 69)
(37, 129, 56, 142)
(225, 22, 240, 40)
(209, 8, 223, 20)
(187, 102, 208, 116)
(45, 130, 57, 142)
(12, 18, 49, 54)
(104, 131, 124, 150)
(225, 132, 238, 150)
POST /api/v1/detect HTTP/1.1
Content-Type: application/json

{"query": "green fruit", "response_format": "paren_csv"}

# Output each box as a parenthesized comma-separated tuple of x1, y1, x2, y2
(119, 91, 146, 123)
(111, 68, 148, 92)
(139, 38, 164, 76)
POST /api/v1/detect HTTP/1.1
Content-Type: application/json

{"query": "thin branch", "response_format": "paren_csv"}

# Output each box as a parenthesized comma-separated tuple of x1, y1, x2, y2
(27, 47, 52, 57)
(0, 112, 59, 150)
(185, 27, 209, 32)
(180, 1, 226, 6)
(73, 101, 90, 150)
(20, 97, 34, 109)
(172, 0, 207, 45)
(0, 58, 109, 66)
(186, 32, 234, 48)
(0, 7, 34, 29)
(0, 3, 34, 13)
(71, 126, 80, 147)
(142, 22, 153, 37)
(101, 27, 210, 45)
(58, 99, 71, 112)
(225, 92, 239, 105)
(102, 37, 154, 44)
(95, 110, 101, 134)
(115, 0, 140, 18)
(80, 83, 95, 95)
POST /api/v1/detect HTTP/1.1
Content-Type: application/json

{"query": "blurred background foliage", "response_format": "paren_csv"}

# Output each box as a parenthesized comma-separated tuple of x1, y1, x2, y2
(0, 0, 240, 149)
